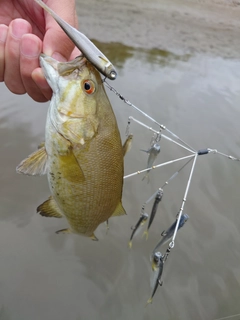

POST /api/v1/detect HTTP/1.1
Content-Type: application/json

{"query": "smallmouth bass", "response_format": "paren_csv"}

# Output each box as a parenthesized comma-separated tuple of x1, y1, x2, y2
(17, 54, 126, 239)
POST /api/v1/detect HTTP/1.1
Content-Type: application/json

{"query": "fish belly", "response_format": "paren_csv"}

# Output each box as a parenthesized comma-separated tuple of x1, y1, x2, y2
(46, 119, 123, 237)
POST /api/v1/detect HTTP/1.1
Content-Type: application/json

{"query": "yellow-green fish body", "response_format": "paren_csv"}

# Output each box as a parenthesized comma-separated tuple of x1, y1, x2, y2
(17, 55, 125, 238)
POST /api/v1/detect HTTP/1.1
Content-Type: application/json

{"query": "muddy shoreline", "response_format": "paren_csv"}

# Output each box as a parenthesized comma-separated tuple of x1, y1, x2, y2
(76, 0, 240, 58)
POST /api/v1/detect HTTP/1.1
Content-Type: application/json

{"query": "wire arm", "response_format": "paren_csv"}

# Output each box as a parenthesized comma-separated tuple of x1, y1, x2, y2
(208, 149, 240, 161)
(124, 154, 195, 179)
(170, 153, 198, 247)
(127, 116, 195, 154)
(104, 79, 196, 152)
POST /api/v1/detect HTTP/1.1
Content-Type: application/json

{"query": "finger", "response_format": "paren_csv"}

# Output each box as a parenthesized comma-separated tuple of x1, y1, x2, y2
(20, 34, 47, 102)
(42, 1, 78, 61)
(4, 19, 32, 94)
(32, 46, 81, 102)
(69, 46, 82, 60)
(0, 24, 8, 82)
(32, 67, 52, 101)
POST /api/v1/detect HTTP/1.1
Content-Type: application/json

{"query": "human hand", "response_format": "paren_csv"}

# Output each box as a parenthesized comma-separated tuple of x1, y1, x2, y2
(0, 0, 81, 102)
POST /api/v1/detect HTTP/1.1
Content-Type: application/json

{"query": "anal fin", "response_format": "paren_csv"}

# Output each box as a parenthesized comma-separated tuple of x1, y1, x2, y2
(16, 146, 48, 176)
(37, 196, 63, 218)
(111, 202, 126, 217)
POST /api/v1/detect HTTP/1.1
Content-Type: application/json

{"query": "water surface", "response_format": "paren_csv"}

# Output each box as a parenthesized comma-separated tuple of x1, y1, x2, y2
(0, 1, 240, 320)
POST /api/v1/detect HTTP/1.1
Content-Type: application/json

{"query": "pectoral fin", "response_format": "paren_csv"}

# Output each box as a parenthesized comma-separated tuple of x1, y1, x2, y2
(59, 150, 85, 183)
(56, 228, 71, 234)
(111, 202, 126, 217)
(38, 141, 45, 149)
(37, 196, 63, 218)
(16, 146, 48, 176)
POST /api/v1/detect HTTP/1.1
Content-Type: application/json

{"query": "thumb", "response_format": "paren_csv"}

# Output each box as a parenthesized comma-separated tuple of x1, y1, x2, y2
(42, 0, 79, 61)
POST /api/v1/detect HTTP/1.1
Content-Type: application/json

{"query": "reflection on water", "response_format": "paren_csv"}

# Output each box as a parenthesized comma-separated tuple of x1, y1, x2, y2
(92, 40, 191, 69)
(91, 40, 134, 69)
(1, 41, 240, 320)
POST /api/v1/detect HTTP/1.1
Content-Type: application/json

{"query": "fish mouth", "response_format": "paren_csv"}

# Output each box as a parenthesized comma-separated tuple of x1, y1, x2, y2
(39, 53, 58, 69)
(39, 53, 87, 73)
(39, 54, 87, 92)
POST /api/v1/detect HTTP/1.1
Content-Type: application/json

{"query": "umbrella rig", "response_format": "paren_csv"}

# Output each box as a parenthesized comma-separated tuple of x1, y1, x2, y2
(104, 79, 240, 304)
(32, 0, 239, 305)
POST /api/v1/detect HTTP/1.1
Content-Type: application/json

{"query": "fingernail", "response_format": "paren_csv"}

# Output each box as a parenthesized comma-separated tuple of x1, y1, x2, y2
(0, 24, 8, 43)
(11, 19, 29, 39)
(21, 35, 41, 58)
(51, 52, 67, 62)
(32, 68, 52, 90)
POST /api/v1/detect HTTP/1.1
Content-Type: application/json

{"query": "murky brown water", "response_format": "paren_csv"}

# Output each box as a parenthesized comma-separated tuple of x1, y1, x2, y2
(1, 1, 240, 320)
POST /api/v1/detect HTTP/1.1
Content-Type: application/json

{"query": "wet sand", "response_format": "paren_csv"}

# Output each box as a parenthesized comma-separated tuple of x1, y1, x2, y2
(76, 0, 240, 58)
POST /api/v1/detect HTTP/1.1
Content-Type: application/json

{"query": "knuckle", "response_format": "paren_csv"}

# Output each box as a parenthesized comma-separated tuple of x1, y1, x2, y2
(5, 81, 26, 95)
(28, 92, 48, 103)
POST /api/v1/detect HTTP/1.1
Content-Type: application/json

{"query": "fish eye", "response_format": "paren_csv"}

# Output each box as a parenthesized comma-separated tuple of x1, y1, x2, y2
(82, 80, 95, 95)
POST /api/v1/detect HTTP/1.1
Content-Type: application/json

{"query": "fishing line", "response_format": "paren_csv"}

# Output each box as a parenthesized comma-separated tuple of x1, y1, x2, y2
(130, 157, 194, 245)
(126, 116, 160, 135)
(161, 156, 194, 189)
(160, 148, 239, 248)
(161, 134, 195, 154)
(141, 157, 193, 212)
(103, 79, 239, 301)
(103, 79, 196, 152)
(126, 116, 195, 154)
(104, 80, 240, 162)
(208, 149, 240, 161)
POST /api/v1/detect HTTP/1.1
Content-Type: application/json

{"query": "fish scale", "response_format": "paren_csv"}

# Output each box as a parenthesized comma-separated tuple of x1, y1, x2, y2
(17, 55, 126, 239)
(49, 129, 123, 235)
